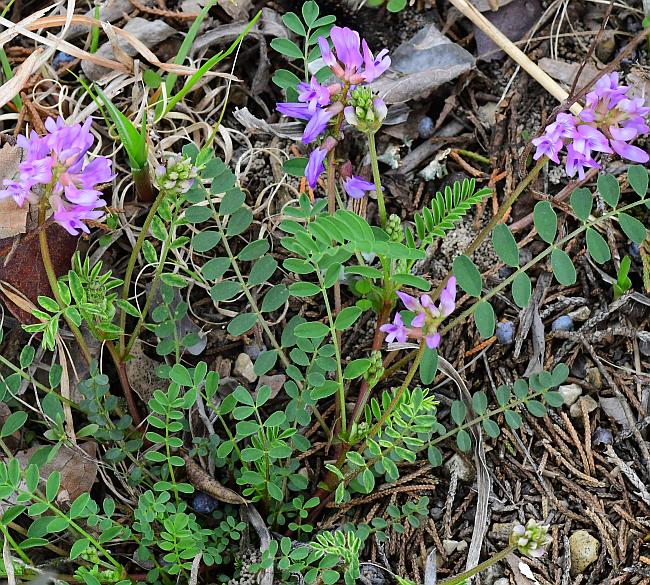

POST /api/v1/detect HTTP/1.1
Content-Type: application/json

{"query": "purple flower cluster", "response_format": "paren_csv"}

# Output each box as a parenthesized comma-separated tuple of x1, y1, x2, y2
(380, 277, 457, 349)
(276, 26, 390, 194)
(0, 117, 113, 235)
(533, 73, 649, 179)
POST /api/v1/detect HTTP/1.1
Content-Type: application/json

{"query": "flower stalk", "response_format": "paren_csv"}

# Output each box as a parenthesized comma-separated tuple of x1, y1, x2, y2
(367, 131, 386, 228)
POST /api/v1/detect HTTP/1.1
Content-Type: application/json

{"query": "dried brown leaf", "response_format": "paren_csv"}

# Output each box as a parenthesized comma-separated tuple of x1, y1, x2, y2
(0, 224, 77, 323)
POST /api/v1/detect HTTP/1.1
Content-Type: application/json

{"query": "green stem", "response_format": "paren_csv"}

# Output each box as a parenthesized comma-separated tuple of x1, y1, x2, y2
(365, 342, 425, 440)
(0, 524, 32, 565)
(0, 355, 79, 408)
(456, 148, 491, 165)
(430, 155, 548, 300)
(367, 131, 386, 228)
(439, 546, 516, 585)
(89, 3, 100, 53)
(317, 270, 347, 436)
(210, 202, 331, 436)
(38, 219, 93, 365)
(123, 237, 170, 360)
(31, 493, 124, 572)
(119, 188, 166, 356)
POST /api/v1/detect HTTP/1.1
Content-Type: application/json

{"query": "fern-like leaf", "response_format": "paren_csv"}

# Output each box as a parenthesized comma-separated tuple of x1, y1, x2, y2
(415, 178, 491, 242)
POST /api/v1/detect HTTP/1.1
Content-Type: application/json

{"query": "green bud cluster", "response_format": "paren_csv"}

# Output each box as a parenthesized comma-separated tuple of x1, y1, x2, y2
(346, 87, 386, 134)
(385, 214, 404, 243)
(155, 155, 198, 196)
(364, 350, 385, 388)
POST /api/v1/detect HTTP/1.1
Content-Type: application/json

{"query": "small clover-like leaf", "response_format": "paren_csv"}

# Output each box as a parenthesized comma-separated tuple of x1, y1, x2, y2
(586, 228, 611, 264)
(597, 173, 620, 207)
(492, 224, 519, 267)
(570, 187, 592, 221)
(628, 164, 648, 197)
(618, 213, 646, 244)
(551, 249, 576, 285)
(453, 255, 482, 297)
(474, 300, 495, 338)
(512, 272, 531, 308)
(533, 201, 557, 243)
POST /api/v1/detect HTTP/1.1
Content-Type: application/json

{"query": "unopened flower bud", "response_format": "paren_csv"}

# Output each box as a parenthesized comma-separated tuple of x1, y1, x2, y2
(155, 155, 198, 196)
(385, 214, 403, 243)
(345, 88, 386, 133)
(364, 350, 384, 388)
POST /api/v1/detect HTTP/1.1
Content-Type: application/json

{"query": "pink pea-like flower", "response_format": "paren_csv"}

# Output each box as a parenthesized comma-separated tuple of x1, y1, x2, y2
(532, 71, 649, 173)
(0, 116, 113, 235)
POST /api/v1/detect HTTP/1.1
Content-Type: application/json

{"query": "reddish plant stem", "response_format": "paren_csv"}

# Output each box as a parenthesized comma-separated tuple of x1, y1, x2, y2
(106, 340, 143, 426)
(300, 300, 392, 531)
(349, 299, 392, 426)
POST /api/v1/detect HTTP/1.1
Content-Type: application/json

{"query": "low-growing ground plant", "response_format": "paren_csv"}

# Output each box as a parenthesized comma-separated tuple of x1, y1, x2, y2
(0, 1, 647, 584)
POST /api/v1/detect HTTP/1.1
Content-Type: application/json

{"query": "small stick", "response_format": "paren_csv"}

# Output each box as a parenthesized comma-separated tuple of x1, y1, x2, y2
(448, 0, 582, 114)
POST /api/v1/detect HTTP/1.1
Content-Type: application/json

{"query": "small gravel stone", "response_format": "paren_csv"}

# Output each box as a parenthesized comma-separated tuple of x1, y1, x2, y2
(234, 353, 257, 383)
(551, 315, 574, 332)
(569, 530, 599, 576)
(558, 383, 582, 406)
(569, 395, 598, 418)
(496, 321, 515, 344)
(442, 539, 467, 555)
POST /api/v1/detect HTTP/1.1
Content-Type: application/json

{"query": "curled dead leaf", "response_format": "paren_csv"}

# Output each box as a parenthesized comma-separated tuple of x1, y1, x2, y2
(182, 454, 249, 505)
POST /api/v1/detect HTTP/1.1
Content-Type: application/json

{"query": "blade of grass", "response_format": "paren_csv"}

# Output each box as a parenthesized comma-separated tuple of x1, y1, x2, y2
(153, 0, 218, 118)
(94, 85, 147, 170)
(157, 9, 262, 121)
(0, 0, 21, 110)
(89, 3, 100, 54)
